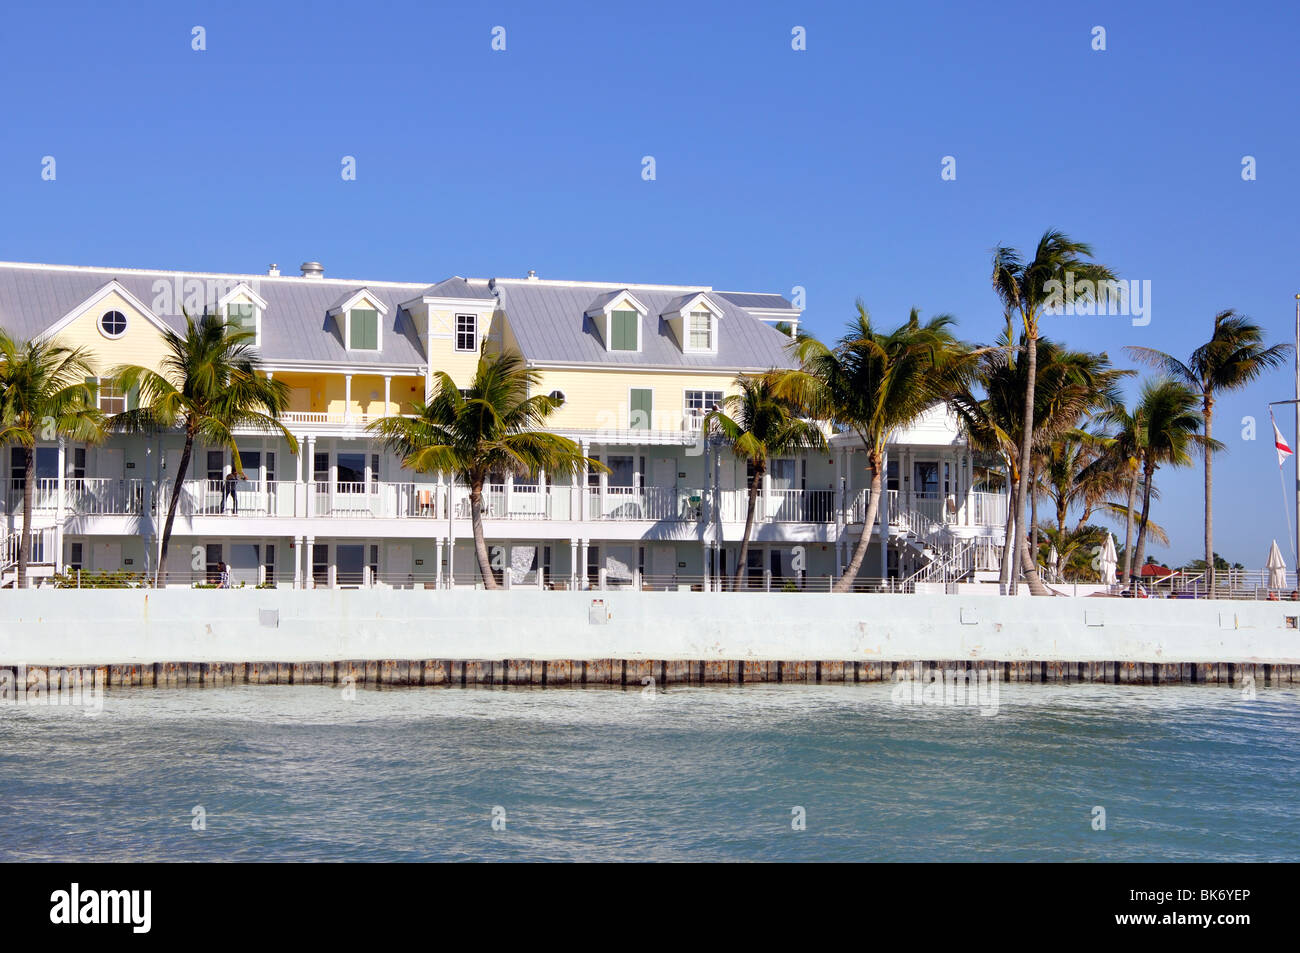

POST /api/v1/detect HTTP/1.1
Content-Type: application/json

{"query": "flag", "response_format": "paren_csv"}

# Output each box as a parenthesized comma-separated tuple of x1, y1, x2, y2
(1273, 413, 1293, 467)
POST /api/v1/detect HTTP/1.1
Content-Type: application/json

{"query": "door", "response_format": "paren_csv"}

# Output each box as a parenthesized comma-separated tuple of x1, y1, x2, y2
(387, 543, 412, 588)
(652, 457, 677, 518)
(228, 543, 260, 587)
(650, 544, 676, 585)
(93, 542, 121, 573)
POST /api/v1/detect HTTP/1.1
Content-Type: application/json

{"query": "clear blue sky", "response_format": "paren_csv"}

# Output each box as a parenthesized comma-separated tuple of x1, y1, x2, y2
(2, 0, 1298, 566)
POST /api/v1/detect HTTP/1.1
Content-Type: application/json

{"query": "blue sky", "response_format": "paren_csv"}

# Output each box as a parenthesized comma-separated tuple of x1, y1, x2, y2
(2, 0, 1298, 566)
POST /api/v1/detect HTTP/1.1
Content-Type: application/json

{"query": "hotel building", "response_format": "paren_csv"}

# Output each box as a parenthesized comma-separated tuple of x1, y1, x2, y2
(0, 260, 1008, 590)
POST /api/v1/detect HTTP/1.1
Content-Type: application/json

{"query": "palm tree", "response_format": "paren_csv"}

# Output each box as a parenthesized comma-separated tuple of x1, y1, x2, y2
(1127, 378, 1219, 570)
(0, 333, 103, 588)
(1092, 400, 1147, 584)
(370, 351, 602, 589)
(706, 371, 827, 590)
(1127, 310, 1290, 592)
(991, 230, 1118, 594)
(783, 304, 970, 593)
(109, 311, 297, 585)
(951, 325, 1127, 591)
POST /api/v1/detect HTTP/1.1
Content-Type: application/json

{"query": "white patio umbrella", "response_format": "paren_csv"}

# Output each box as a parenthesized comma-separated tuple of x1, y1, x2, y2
(1266, 539, 1287, 590)
(1047, 544, 1060, 582)
(1100, 533, 1118, 586)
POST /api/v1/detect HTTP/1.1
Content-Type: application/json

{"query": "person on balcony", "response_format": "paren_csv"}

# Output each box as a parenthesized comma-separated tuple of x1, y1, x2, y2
(222, 468, 245, 514)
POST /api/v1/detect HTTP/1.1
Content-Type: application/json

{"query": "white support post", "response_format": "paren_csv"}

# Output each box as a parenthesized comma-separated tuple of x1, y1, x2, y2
(878, 450, 890, 580)
(434, 537, 444, 590)
(569, 539, 578, 589)
(305, 536, 315, 590)
(579, 540, 589, 589)
(55, 437, 66, 573)
(343, 375, 353, 423)
(383, 375, 392, 417)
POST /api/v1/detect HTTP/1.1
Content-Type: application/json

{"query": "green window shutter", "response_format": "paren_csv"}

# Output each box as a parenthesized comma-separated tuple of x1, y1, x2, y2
(350, 308, 378, 350)
(611, 310, 637, 351)
(127, 383, 139, 411)
(630, 389, 652, 430)
(84, 377, 98, 400)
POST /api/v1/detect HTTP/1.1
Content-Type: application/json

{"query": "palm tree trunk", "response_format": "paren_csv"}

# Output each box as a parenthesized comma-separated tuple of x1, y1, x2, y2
(835, 451, 882, 593)
(1134, 464, 1155, 572)
(1015, 334, 1049, 595)
(733, 466, 763, 591)
(1000, 465, 1017, 589)
(470, 480, 498, 589)
(1030, 464, 1040, 564)
(1203, 395, 1214, 596)
(1122, 468, 1138, 584)
(18, 446, 34, 589)
(155, 432, 194, 587)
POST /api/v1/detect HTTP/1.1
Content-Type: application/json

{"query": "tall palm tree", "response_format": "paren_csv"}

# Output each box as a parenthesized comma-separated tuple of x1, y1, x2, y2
(1127, 378, 1219, 570)
(706, 371, 827, 590)
(0, 333, 103, 588)
(1127, 310, 1290, 591)
(370, 351, 602, 589)
(783, 304, 970, 593)
(109, 311, 297, 585)
(1092, 400, 1147, 584)
(991, 230, 1118, 594)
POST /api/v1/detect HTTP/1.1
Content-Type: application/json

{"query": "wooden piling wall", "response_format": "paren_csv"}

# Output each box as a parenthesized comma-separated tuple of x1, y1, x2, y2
(2, 659, 1298, 692)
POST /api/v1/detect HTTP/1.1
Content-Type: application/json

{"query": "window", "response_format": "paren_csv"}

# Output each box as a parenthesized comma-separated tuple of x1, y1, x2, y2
(312, 544, 329, 587)
(71, 448, 86, 480)
(368, 544, 379, 585)
(96, 380, 125, 415)
(606, 455, 635, 488)
(207, 451, 226, 482)
(264, 544, 276, 586)
(685, 390, 724, 419)
(610, 310, 638, 351)
(313, 452, 329, 485)
(456, 314, 478, 352)
(688, 310, 713, 350)
(337, 452, 366, 491)
(98, 310, 127, 339)
(68, 542, 84, 572)
(349, 307, 379, 350)
(227, 302, 256, 335)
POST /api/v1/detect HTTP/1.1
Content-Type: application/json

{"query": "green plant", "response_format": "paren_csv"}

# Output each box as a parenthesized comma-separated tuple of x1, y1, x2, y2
(50, 569, 147, 589)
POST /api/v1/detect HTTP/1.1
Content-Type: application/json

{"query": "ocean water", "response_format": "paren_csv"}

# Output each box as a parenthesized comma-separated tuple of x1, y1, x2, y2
(1, 682, 1297, 862)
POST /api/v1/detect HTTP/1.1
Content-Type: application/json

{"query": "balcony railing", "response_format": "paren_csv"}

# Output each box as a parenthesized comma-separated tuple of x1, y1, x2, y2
(3, 475, 1010, 529)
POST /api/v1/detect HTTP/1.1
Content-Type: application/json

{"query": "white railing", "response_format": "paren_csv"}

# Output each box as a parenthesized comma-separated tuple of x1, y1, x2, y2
(588, 486, 702, 521)
(66, 478, 146, 515)
(970, 491, 1007, 527)
(1, 526, 58, 571)
(8, 477, 61, 511)
(282, 411, 398, 428)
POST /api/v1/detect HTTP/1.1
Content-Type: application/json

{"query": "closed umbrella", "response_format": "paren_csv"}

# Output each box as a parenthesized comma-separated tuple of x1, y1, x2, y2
(1047, 544, 1060, 582)
(1100, 533, 1118, 586)
(1266, 539, 1287, 591)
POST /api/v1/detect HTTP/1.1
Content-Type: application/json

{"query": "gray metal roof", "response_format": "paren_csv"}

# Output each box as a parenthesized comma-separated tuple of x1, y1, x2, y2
(494, 280, 799, 370)
(715, 291, 799, 312)
(0, 264, 427, 368)
(419, 276, 496, 300)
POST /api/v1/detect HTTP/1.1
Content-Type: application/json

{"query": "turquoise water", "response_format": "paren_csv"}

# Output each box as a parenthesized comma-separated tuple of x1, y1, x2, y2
(1, 683, 1297, 861)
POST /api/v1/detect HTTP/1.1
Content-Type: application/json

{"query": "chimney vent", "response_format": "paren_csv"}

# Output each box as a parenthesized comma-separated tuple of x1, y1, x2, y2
(267, 263, 280, 277)
(300, 261, 324, 279)
(526, 269, 539, 280)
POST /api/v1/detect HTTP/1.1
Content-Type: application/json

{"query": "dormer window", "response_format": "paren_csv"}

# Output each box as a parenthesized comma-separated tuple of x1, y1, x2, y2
(217, 283, 267, 347)
(688, 310, 713, 350)
(350, 308, 379, 350)
(584, 290, 648, 354)
(328, 289, 389, 353)
(662, 292, 722, 354)
(456, 313, 478, 352)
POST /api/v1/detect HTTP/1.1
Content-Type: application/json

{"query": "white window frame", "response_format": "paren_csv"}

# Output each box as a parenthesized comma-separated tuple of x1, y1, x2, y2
(686, 309, 715, 352)
(223, 300, 261, 346)
(455, 313, 478, 352)
(97, 309, 128, 340)
(94, 376, 126, 415)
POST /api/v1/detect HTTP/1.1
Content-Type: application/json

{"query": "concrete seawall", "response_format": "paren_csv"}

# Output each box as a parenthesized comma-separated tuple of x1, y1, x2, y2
(1, 590, 1298, 689)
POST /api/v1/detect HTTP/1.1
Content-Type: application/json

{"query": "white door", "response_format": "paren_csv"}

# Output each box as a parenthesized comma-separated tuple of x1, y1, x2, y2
(93, 542, 121, 573)
(100, 448, 125, 480)
(387, 544, 412, 588)
(228, 543, 260, 586)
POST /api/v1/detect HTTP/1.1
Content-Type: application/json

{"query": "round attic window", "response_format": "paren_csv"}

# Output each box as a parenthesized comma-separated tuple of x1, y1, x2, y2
(548, 390, 566, 404)
(98, 310, 128, 339)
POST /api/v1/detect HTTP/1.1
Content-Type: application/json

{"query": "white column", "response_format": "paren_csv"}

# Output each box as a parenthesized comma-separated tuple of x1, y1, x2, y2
(579, 440, 590, 521)
(878, 450, 890, 580)
(383, 375, 392, 417)
(305, 536, 315, 589)
(304, 435, 316, 519)
(579, 539, 589, 589)
(343, 375, 352, 423)
(569, 539, 578, 589)
(435, 537, 444, 590)
(54, 437, 66, 573)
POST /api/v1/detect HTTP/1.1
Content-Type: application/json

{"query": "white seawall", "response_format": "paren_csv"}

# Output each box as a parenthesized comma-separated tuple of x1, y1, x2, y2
(1, 589, 1297, 665)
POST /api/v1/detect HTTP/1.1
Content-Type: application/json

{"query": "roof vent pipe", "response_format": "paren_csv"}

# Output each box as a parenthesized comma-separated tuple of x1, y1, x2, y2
(267, 264, 280, 276)
(526, 269, 538, 280)
(300, 261, 324, 279)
